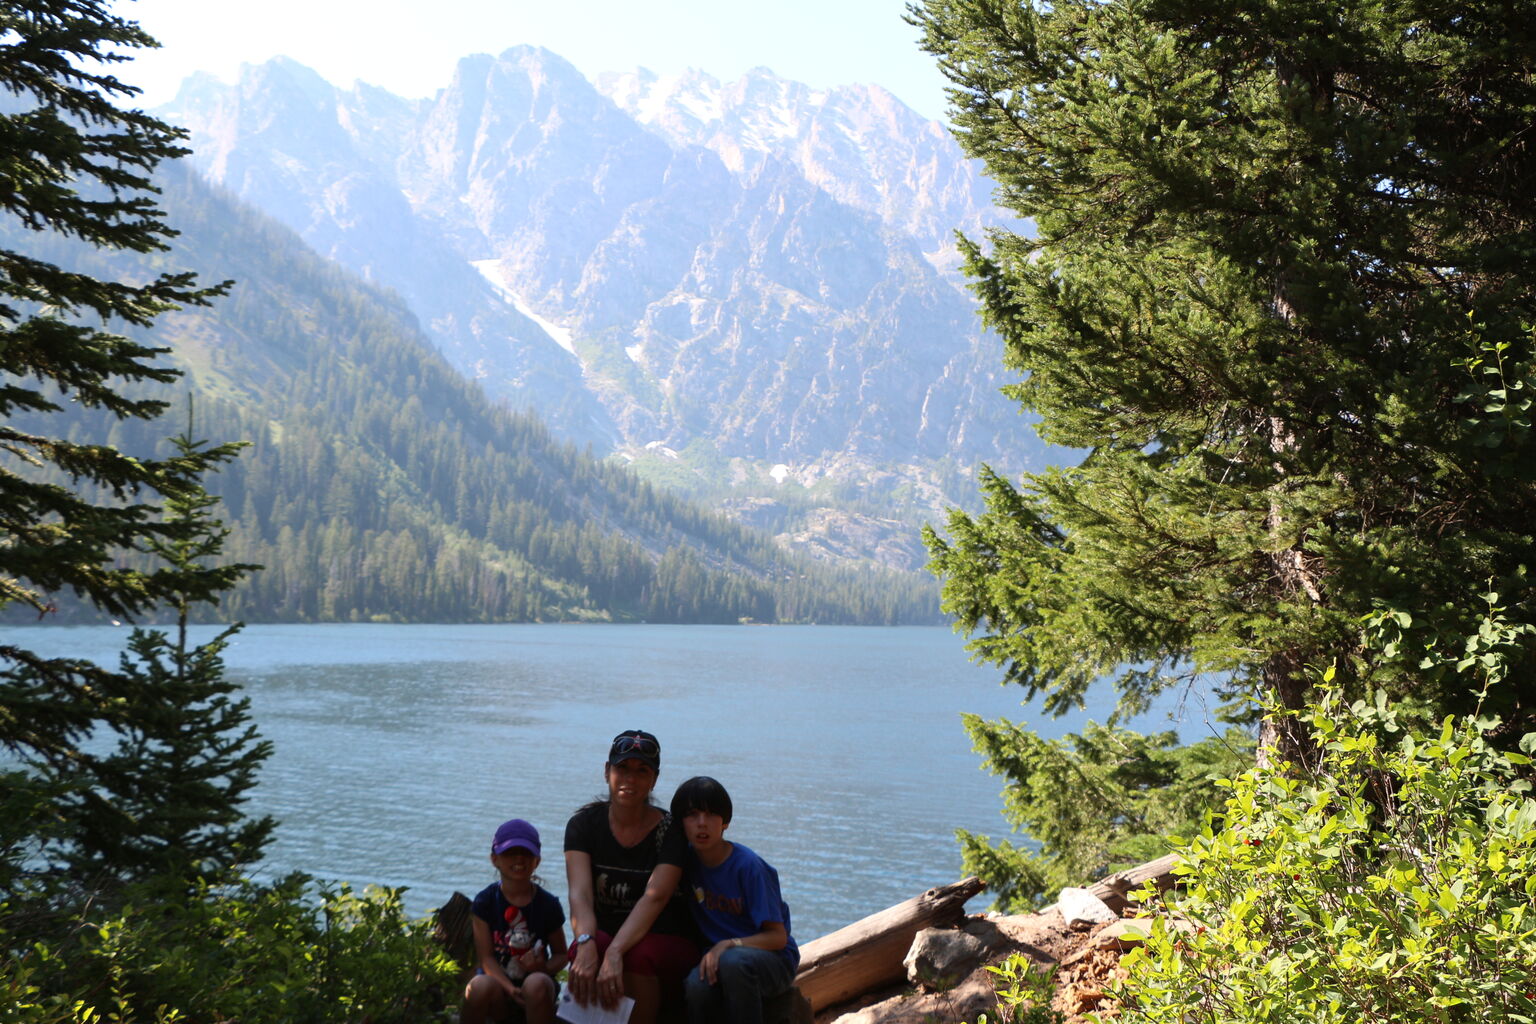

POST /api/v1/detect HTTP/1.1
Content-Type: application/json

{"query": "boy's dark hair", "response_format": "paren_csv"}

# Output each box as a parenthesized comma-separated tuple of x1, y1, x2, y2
(670, 776, 733, 825)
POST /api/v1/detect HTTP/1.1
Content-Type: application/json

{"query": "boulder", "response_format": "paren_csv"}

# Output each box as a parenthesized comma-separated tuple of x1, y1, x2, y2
(1057, 887, 1117, 928)
(903, 927, 987, 991)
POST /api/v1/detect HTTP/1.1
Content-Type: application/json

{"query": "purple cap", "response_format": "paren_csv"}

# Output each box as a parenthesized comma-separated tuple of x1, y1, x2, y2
(492, 818, 541, 857)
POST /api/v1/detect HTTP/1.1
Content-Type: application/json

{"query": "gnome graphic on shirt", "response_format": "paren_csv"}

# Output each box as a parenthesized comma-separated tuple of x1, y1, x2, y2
(498, 905, 536, 981)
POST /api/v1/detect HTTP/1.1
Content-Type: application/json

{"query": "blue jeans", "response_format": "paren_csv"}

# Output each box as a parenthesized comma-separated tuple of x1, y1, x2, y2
(684, 946, 794, 1024)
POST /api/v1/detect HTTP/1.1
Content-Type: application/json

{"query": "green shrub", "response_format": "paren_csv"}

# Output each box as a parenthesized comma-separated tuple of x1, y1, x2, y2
(1, 875, 460, 1024)
(1116, 691, 1536, 1024)
(970, 953, 1065, 1024)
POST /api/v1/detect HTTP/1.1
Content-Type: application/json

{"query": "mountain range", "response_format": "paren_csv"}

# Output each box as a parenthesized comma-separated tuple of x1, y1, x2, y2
(4, 164, 938, 625)
(156, 49, 1049, 568)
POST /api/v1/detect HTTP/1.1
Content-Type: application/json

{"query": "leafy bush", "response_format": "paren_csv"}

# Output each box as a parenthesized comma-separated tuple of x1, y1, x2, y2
(972, 953, 1064, 1024)
(1116, 692, 1536, 1024)
(1, 875, 460, 1024)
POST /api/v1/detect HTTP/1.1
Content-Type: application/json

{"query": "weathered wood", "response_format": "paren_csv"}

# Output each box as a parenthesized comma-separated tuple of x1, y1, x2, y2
(1043, 853, 1182, 916)
(793, 877, 985, 1012)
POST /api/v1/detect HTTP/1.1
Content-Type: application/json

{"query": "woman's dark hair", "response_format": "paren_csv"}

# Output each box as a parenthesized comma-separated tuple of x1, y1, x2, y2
(670, 776, 733, 825)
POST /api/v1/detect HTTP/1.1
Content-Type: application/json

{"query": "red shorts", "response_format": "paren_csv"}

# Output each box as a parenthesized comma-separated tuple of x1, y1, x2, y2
(592, 929, 700, 985)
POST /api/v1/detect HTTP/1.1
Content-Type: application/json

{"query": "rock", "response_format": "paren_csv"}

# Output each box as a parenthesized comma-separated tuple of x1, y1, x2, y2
(957, 915, 1015, 958)
(1094, 919, 1153, 949)
(1057, 887, 1117, 929)
(1062, 916, 1187, 967)
(903, 926, 987, 991)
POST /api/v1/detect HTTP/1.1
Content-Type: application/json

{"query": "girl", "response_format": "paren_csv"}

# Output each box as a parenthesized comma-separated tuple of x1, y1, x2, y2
(464, 818, 568, 1024)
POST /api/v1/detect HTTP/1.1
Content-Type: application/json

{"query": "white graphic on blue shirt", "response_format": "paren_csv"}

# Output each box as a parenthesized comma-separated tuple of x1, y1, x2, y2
(495, 905, 535, 981)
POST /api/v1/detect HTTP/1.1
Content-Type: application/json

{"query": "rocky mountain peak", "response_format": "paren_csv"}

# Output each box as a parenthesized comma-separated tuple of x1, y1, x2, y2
(155, 51, 1049, 547)
(594, 63, 1010, 270)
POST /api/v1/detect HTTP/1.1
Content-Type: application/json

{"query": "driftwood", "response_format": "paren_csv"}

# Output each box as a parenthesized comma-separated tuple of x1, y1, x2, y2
(1041, 853, 1182, 916)
(793, 877, 985, 1011)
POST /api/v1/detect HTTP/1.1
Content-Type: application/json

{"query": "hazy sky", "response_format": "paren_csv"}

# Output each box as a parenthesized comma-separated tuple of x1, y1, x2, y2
(111, 0, 955, 121)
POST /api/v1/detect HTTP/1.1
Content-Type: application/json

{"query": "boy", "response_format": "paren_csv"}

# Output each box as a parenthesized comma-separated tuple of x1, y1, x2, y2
(669, 777, 798, 1024)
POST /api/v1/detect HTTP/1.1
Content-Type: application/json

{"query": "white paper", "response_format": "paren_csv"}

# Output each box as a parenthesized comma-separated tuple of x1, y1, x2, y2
(556, 988, 634, 1024)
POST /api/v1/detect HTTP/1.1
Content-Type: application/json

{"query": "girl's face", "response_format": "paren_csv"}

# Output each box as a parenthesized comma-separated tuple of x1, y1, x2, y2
(605, 758, 657, 806)
(492, 847, 539, 883)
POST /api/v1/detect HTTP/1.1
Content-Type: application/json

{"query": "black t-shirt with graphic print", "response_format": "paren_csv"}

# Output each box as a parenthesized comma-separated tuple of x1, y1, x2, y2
(564, 802, 692, 937)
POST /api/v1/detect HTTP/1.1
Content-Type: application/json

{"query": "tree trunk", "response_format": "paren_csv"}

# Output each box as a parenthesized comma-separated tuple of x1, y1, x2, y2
(1257, 647, 1314, 767)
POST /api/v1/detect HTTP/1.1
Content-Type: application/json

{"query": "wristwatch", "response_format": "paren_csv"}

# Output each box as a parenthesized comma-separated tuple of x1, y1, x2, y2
(574, 933, 594, 946)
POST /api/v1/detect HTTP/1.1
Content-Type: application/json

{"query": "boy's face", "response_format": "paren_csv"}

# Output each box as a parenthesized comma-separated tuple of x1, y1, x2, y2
(492, 847, 540, 881)
(682, 809, 728, 854)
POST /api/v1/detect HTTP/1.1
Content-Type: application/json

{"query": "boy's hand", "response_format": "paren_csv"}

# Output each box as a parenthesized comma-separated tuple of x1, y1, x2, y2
(698, 940, 735, 985)
(517, 946, 548, 974)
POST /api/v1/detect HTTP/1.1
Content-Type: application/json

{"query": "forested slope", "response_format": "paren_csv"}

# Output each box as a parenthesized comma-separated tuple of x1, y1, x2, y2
(7, 167, 938, 624)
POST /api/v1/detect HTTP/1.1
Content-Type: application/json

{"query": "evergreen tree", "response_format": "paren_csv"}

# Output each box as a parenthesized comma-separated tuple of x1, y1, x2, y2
(0, 1, 245, 885)
(912, 0, 1536, 754)
(0, 0, 229, 619)
(54, 419, 272, 881)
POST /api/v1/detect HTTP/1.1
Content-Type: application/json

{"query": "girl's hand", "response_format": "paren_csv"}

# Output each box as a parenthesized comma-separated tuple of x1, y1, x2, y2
(568, 940, 599, 1005)
(597, 946, 626, 1008)
(517, 945, 548, 974)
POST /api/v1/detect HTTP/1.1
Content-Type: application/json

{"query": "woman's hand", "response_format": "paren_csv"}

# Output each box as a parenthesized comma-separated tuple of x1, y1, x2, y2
(568, 938, 600, 1005)
(597, 946, 626, 1008)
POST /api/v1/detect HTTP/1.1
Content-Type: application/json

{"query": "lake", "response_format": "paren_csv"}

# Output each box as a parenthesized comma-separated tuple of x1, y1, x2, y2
(7, 623, 1221, 938)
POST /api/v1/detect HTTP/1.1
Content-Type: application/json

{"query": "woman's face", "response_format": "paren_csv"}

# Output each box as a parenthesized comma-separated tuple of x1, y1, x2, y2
(605, 758, 657, 805)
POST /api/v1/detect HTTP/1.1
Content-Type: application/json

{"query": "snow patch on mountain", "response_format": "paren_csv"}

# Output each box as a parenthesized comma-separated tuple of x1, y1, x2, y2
(471, 258, 579, 359)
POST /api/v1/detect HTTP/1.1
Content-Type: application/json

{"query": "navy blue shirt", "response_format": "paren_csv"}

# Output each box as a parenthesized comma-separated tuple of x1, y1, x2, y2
(471, 882, 565, 975)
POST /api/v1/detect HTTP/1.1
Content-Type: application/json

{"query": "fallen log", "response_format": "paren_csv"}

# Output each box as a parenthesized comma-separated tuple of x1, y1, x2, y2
(793, 877, 985, 1012)
(1041, 853, 1182, 916)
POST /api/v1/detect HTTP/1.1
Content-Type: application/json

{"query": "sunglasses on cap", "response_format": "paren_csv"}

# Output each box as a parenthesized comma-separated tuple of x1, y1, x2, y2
(611, 733, 658, 756)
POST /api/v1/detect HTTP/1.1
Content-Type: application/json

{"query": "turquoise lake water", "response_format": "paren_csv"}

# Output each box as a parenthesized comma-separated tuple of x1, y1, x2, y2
(7, 622, 1222, 938)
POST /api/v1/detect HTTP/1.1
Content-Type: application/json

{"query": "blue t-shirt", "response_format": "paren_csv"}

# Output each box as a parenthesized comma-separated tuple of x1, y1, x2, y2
(685, 842, 798, 972)
(471, 882, 566, 978)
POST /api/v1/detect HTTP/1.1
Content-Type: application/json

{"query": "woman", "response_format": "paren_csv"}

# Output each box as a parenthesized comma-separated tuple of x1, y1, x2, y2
(564, 730, 699, 1023)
